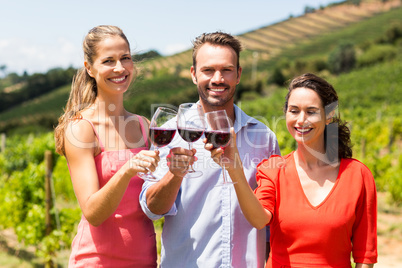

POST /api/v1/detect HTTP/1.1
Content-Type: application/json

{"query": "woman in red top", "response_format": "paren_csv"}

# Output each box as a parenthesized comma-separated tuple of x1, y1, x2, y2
(206, 73, 377, 267)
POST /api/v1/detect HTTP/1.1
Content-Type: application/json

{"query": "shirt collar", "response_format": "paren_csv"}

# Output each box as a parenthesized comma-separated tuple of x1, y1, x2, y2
(233, 104, 258, 133)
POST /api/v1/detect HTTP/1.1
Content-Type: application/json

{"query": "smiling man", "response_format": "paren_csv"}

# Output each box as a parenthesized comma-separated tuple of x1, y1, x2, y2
(140, 32, 280, 268)
(191, 38, 241, 116)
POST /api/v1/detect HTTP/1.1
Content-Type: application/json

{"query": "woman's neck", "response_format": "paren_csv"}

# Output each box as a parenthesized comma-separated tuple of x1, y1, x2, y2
(94, 95, 126, 118)
(295, 143, 328, 169)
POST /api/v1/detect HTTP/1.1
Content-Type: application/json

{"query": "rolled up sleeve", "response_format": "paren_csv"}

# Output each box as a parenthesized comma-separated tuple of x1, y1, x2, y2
(139, 181, 178, 221)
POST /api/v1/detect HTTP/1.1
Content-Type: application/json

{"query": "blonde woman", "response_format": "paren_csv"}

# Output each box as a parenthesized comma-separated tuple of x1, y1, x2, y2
(55, 25, 159, 267)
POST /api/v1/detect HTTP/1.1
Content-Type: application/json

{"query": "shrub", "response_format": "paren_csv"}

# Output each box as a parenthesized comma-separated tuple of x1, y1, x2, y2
(357, 44, 397, 67)
(268, 67, 286, 86)
(310, 58, 328, 72)
(328, 42, 356, 74)
(379, 23, 402, 44)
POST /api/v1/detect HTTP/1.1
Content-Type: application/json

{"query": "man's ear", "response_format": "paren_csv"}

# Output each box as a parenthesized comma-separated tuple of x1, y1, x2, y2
(190, 66, 197, 85)
(236, 66, 242, 85)
(84, 61, 94, 78)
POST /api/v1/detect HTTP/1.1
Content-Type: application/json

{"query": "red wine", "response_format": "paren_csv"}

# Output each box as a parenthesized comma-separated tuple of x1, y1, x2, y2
(205, 130, 230, 149)
(150, 127, 176, 147)
(177, 127, 204, 143)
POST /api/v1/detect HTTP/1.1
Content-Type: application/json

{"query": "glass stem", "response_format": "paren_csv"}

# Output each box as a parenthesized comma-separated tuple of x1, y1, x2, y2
(188, 142, 195, 173)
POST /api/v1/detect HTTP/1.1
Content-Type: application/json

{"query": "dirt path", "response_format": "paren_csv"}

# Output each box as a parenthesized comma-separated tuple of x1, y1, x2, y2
(375, 192, 402, 267)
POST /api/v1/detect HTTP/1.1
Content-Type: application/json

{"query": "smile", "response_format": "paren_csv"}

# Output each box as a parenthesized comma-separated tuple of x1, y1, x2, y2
(209, 88, 226, 92)
(295, 127, 313, 134)
(109, 76, 127, 83)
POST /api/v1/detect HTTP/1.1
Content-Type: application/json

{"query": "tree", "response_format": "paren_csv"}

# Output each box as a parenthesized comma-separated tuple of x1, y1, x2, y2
(133, 50, 161, 61)
(328, 42, 356, 74)
(0, 65, 6, 77)
(304, 6, 315, 14)
(384, 23, 402, 44)
(350, 0, 361, 6)
(268, 67, 286, 86)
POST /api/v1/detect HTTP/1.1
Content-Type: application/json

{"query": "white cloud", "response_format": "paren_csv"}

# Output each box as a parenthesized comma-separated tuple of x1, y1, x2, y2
(0, 37, 81, 75)
(163, 43, 192, 56)
(0, 40, 12, 50)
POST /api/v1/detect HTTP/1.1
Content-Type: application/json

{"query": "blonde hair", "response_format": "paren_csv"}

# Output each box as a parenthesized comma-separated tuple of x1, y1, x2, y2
(54, 25, 134, 155)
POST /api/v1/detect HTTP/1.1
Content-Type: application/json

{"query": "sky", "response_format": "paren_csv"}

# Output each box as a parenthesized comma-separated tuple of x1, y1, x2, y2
(0, 0, 344, 76)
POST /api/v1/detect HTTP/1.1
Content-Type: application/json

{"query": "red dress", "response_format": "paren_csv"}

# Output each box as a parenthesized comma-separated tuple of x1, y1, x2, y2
(255, 152, 377, 268)
(68, 117, 157, 268)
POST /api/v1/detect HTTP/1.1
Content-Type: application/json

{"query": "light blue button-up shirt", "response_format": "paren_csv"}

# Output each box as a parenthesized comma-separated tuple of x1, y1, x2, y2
(140, 104, 280, 268)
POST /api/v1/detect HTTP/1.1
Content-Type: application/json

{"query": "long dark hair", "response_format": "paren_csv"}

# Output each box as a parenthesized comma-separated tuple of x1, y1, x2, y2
(284, 73, 353, 161)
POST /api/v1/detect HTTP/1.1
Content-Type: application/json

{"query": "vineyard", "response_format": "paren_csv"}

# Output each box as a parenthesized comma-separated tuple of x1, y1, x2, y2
(0, 0, 402, 266)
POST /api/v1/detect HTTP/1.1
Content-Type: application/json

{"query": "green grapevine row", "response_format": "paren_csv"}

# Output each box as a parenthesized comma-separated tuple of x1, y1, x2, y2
(0, 132, 80, 264)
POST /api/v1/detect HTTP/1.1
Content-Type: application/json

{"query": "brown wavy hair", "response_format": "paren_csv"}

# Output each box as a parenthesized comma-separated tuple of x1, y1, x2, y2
(54, 25, 134, 155)
(284, 73, 353, 162)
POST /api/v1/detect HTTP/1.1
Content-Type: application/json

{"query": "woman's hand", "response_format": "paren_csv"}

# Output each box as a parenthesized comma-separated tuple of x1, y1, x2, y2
(204, 127, 242, 172)
(126, 150, 160, 177)
(205, 127, 272, 228)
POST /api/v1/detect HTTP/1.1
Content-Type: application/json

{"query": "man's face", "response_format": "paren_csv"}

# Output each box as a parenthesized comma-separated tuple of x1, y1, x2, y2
(191, 43, 242, 112)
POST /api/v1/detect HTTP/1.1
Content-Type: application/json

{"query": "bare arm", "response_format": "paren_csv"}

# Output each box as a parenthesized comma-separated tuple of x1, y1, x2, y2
(145, 147, 195, 215)
(65, 120, 159, 226)
(205, 127, 272, 229)
(229, 164, 272, 229)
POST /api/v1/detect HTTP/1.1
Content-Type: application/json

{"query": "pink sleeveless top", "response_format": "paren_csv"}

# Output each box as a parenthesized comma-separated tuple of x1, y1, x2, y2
(68, 116, 157, 268)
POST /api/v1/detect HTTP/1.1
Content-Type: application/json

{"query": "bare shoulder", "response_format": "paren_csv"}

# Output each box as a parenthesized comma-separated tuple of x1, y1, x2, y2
(141, 115, 150, 125)
(137, 115, 151, 143)
(124, 111, 149, 124)
(140, 115, 151, 128)
(64, 119, 97, 157)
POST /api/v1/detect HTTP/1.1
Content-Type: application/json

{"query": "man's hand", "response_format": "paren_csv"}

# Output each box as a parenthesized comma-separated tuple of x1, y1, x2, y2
(167, 147, 197, 178)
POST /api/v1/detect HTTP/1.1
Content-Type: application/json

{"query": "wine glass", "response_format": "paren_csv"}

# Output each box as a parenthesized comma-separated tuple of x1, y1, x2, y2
(177, 103, 205, 178)
(138, 107, 177, 182)
(205, 110, 235, 186)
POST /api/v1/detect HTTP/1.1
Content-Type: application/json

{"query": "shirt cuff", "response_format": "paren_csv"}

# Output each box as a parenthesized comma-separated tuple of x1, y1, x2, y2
(139, 181, 178, 220)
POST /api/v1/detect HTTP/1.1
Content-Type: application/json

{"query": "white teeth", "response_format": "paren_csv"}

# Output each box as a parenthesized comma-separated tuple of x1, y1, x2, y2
(210, 88, 225, 92)
(110, 77, 125, 82)
(297, 128, 311, 133)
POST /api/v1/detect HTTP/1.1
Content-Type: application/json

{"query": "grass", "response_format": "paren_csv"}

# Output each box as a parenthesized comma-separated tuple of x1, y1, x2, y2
(0, 251, 36, 268)
(0, 84, 70, 129)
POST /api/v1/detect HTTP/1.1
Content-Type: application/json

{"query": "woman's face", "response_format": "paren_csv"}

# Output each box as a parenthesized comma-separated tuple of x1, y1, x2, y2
(85, 36, 134, 96)
(286, 87, 328, 150)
